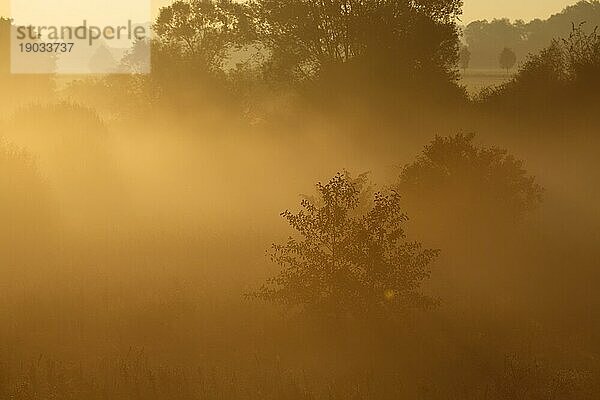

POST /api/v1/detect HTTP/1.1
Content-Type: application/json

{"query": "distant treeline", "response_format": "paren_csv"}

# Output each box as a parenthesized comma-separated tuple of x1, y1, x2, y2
(2, 1, 600, 124)
(463, 0, 600, 69)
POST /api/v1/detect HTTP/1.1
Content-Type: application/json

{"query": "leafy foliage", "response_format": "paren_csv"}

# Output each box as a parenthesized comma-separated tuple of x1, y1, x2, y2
(463, 1, 600, 69)
(252, 173, 439, 317)
(478, 23, 600, 113)
(154, 0, 250, 71)
(399, 133, 543, 220)
(248, 0, 463, 85)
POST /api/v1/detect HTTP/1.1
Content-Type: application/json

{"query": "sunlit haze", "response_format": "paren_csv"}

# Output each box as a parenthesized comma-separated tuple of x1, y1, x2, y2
(1, 0, 599, 398)
(462, 0, 579, 22)
(0, 1, 582, 22)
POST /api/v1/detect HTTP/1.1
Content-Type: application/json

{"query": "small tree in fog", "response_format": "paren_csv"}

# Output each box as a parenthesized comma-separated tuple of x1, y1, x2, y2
(499, 47, 517, 73)
(250, 173, 438, 318)
(398, 133, 543, 221)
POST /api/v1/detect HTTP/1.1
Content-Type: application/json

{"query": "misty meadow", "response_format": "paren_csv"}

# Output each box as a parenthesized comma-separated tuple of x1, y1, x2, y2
(0, 1, 599, 399)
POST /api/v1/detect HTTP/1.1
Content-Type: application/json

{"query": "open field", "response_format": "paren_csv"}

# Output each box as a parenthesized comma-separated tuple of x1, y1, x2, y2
(460, 68, 514, 95)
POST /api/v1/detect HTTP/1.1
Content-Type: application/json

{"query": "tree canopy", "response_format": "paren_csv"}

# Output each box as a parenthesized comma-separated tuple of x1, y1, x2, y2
(249, 0, 463, 85)
(154, 0, 250, 72)
(478, 23, 600, 114)
(251, 172, 439, 318)
(398, 133, 543, 222)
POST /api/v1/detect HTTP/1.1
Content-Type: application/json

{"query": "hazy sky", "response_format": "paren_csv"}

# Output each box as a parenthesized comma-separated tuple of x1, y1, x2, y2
(0, 0, 580, 25)
(462, 0, 578, 23)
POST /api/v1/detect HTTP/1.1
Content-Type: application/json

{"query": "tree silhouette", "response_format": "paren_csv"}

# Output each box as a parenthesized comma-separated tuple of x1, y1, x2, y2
(463, 2, 600, 69)
(88, 44, 118, 73)
(398, 133, 543, 223)
(154, 0, 249, 72)
(499, 47, 517, 73)
(249, 0, 463, 85)
(251, 172, 438, 318)
(464, 18, 526, 69)
(478, 23, 600, 114)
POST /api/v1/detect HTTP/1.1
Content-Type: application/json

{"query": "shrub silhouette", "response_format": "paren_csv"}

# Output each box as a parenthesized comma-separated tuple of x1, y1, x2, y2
(479, 23, 600, 115)
(251, 172, 439, 318)
(249, 0, 462, 81)
(463, 1, 600, 69)
(153, 0, 248, 72)
(398, 133, 543, 225)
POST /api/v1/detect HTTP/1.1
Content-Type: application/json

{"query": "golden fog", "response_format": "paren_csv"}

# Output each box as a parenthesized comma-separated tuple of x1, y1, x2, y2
(1, 1, 599, 398)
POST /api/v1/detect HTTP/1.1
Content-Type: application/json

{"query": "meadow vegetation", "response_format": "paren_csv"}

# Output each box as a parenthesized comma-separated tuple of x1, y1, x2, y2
(0, 1, 599, 398)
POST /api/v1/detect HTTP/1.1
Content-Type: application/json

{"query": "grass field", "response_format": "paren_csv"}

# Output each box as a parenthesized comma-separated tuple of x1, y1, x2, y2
(460, 68, 514, 96)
